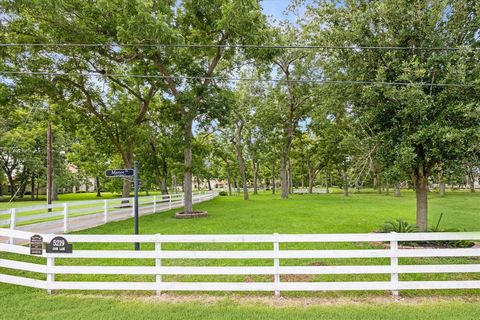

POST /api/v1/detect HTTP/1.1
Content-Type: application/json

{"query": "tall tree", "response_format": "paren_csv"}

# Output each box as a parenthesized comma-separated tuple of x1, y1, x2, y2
(3, 0, 166, 198)
(305, 0, 480, 230)
(270, 24, 313, 199)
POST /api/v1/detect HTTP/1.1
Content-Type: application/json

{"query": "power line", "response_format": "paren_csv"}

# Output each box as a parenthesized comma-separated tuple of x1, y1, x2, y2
(1, 43, 479, 51)
(0, 71, 475, 88)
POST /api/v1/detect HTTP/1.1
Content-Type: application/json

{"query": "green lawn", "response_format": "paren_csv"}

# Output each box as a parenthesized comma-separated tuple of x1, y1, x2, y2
(1, 286, 479, 320)
(1, 191, 479, 319)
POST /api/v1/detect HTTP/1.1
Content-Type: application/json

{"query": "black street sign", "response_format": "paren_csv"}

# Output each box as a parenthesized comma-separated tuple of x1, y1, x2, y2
(105, 169, 134, 177)
(46, 236, 73, 254)
(106, 162, 140, 251)
(30, 234, 43, 255)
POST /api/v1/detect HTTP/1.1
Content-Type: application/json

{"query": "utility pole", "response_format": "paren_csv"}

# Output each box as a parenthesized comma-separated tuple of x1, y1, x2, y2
(134, 161, 140, 251)
(46, 104, 53, 212)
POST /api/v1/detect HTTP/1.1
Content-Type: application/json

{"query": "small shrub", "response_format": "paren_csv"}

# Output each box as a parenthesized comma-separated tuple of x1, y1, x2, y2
(380, 219, 417, 233)
(378, 214, 475, 248)
(218, 191, 228, 196)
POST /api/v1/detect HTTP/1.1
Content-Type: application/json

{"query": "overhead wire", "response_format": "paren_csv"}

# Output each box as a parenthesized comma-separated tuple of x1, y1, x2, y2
(0, 43, 479, 51)
(1, 42, 477, 87)
(0, 71, 475, 88)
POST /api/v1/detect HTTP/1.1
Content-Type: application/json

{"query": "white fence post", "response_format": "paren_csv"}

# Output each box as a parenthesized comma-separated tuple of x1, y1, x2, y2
(104, 200, 108, 223)
(153, 196, 157, 213)
(155, 233, 162, 296)
(9, 208, 16, 244)
(169, 195, 172, 210)
(273, 232, 280, 298)
(131, 197, 135, 217)
(47, 256, 55, 294)
(181, 193, 184, 206)
(390, 232, 399, 298)
(63, 203, 69, 233)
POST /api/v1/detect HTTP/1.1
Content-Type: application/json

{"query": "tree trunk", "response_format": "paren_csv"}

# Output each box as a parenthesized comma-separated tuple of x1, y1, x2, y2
(288, 159, 293, 194)
(150, 141, 168, 195)
(121, 161, 133, 201)
(234, 143, 249, 200)
(183, 120, 193, 213)
(252, 162, 258, 195)
(226, 163, 232, 196)
(235, 177, 240, 192)
(412, 167, 429, 231)
(160, 176, 168, 195)
(52, 181, 58, 201)
(6, 171, 15, 198)
(30, 173, 35, 199)
(467, 170, 475, 192)
(207, 179, 212, 191)
(385, 179, 390, 195)
(355, 180, 361, 193)
(233, 119, 249, 200)
(439, 182, 446, 196)
(18, 174, 28, 198)
(171, 174, 176, 193)
(272, 164, 276, 195)
(342, 169, 349, 197)
(394, 182, 401, 197)
(325, 170, 330, 194)
(377, 174, 382, 194)
(438, 168, 446, 196)
(308, 167, 314, 194)
(280, 152, 289, 199)
(96, 176, 101, 197)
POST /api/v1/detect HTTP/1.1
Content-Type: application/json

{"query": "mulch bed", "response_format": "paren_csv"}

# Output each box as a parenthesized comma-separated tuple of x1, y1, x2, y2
(175, 211, 208, 219)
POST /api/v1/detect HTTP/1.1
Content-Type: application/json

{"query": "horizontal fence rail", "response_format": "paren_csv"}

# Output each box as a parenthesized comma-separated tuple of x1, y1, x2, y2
(0, 229, 479, 296)
(293, 188, 328, 194)
(1, 191, 216, 238)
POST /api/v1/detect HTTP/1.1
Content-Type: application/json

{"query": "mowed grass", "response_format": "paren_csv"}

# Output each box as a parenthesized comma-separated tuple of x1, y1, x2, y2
(128, 190, 477, 234)
(1, 189, 477, 231)
(1, 287, 480, 320)
(1, 190, 479, 319)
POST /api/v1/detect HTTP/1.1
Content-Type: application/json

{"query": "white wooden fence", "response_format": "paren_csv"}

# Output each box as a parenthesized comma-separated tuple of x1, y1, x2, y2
(1, 228, 479, 296)
(0, 191, 215, 232)
(293, 188, 328, 194)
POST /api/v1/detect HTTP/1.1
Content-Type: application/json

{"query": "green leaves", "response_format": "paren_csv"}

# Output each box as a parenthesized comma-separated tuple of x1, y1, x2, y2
(380, 219, 417, 233)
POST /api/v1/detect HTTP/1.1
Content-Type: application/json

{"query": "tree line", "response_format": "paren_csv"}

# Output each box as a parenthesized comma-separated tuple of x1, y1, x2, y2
(0, 0, 479, 231)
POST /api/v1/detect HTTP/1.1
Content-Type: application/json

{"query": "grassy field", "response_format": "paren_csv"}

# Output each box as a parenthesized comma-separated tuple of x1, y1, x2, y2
(1, 190, 479, 319)
(1, 287, 480, 320)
